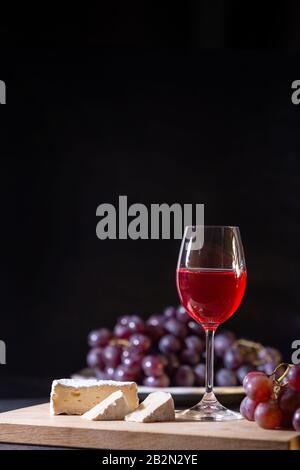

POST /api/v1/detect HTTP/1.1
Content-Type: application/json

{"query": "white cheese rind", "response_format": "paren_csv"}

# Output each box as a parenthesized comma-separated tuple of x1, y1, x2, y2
(50, 378, 138, 415)
(125, 391, 175, 423)
(81, 390, 130, 421)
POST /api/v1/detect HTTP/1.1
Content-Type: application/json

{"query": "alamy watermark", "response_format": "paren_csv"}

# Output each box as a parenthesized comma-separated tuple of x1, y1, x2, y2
(96, 196, 204, 249)
(0, 80, 6, 104)
(291, 339, 300, 365)
(0, 340, 6, 364)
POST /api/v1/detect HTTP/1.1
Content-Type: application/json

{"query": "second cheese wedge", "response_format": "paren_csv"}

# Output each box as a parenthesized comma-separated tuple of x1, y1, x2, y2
(82, 390, 130, 421)
(125, 391, 175, 423)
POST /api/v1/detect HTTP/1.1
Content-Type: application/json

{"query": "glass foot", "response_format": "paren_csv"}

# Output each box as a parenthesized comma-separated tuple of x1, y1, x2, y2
(176, 392, 243, 422)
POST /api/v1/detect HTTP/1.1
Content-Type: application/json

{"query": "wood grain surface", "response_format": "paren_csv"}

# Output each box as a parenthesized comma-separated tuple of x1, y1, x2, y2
(0, 403, 299, 450)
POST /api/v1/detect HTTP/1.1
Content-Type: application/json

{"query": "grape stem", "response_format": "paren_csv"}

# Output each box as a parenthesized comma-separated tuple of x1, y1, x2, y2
(268, 363, 294, 399)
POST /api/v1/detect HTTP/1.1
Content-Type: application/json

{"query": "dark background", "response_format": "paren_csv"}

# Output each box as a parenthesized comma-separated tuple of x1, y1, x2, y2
(1, 3, 300, 395)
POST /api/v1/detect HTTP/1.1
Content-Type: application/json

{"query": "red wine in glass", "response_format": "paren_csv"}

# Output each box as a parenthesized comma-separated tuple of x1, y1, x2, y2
(176, 225, 247, 421)
(176, 268, 247, 331)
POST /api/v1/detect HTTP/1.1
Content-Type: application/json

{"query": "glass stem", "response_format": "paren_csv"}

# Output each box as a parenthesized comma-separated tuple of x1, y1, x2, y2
(205, 329, 215, 395)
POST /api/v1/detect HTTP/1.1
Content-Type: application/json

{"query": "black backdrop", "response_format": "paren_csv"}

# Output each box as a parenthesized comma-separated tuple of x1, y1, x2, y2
(1, 5, 300, 392)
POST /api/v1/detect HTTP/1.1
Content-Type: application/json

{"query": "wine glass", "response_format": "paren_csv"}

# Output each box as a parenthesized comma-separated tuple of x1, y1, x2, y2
(176, 225, 247, 421)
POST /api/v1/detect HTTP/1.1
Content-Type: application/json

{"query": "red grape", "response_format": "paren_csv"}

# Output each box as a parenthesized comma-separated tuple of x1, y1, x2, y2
(147, 314, 165, 328)
(122, 355, 142, 374)
(163, 306, 177, 319)
(254, 400, 283, 429)
(117, 315, 131, 326)
(128, 315, 145, 334)
(180, 349, 200, 366)
(87, 347, 104, 369)
(176, 306, 190, 324)
(142, 355, 165, 377)
(165, 354, 180, 375)
(258, 347, 282, 365)
(95, 369, 108, 380)
(224, 346, 244, 370)
(243, 371, 273, 402)
(194, 363, 206, 386)
(102, 344, 122, 368)
(175, 365, 195, 386)
(143, 374, 170, 387)
(146, 324, 165, 342)
(216, 368, 238, 386)
(292, 407, 300, 432)
(88, 328, 112, 347)
(114, 323, 131, 339)
(114, 364, 139, 382)
(278, 385, 300, 428)
(184, 335, 205, 354)
(105, 366, 115, 379)
(288, 365, 300, 392)
(187, 320, 205, 338)
(165, 318, 188, 338)
(158, 334, 181, 354)
(129, 333, 151, 353)
(240, 396, 259, 421)
(214, 331, 236, 357)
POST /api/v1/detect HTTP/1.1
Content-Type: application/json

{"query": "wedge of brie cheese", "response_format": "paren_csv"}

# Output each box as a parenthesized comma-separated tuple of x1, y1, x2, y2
(125, 391, 175, 423)
(50, 379, 138, 415)
(81, 390, 130, 421)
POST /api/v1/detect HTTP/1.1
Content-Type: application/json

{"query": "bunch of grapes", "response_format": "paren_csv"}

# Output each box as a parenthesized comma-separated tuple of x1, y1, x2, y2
(240, 365, 300, 431)
(86, 305, 282, 388)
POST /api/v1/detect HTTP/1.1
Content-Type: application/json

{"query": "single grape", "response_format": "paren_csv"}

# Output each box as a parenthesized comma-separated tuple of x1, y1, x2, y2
(165, 318, 188, 338)
(240, 396, 259, 421)
(86, 347, 104, 369)
(243, 371, 273, 402)
(122, 355, 142, 374)
(165, 354, 180, 375)
(292, 407, 300, 432)
(114, 323, 131, 339)
(176, 306, 190, 324)
(121, 346, 142, 362)
(216, 368, 238, 387)
(194, 363, 206, 386)
(102, 344, 122, 368)
(163, 306, 177, 319)
(278, 385, 300, 428)
(214, 331, 236, 357)
(180, 349, 200, 366)
(142, 355, 165, 377)
(114, 364, 139, 382)
(258, 347, 282, 365)
(236, 365, 255, 385)
(184, 335, 205, 354)
(158, 355, 168, 367)
(95, 369, 108, 380)
(224, 346, 244, 370)
(105, 366, 115, 379)
(146, 324, 165, 342)
(128, 315, 145, 334)
(174, 365, 195, 386)
(254, 400, 283, 429)
(87, 328, 112, 347)
(288, 365, 300, 392)
(129, 333, 151, 353)
(158, 334, 181, 354)
(187, 320, 205, 338)
(117, 315, 131, 326)
(143, 374, 170, 387)
(147, 314, 165, 328)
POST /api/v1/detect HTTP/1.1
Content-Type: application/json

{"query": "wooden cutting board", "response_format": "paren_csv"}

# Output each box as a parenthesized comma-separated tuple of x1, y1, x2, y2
(0, 403, 299, 450)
